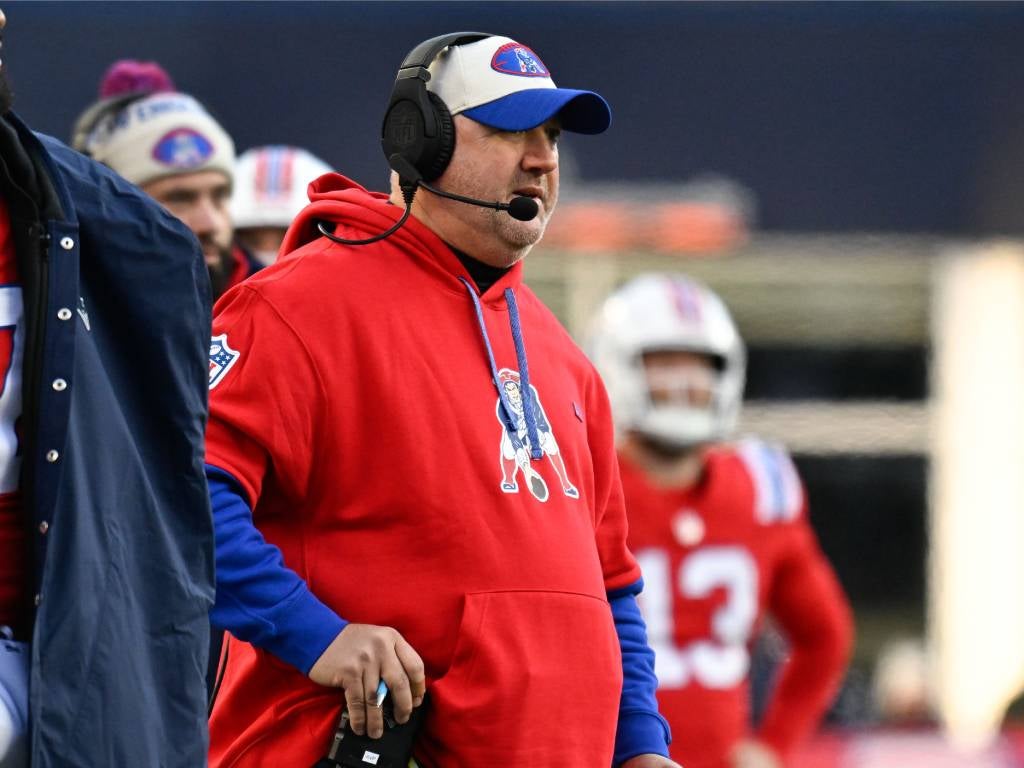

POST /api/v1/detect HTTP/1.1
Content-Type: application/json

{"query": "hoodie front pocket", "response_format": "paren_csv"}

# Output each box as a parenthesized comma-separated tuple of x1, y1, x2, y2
(416, 589, 622, 768)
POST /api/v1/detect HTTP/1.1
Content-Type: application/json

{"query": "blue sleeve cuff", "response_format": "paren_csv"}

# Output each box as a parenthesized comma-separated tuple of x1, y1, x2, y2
(207, 464, 347, 675)
(610, 579, 672, 765)
(607, 579, 645, 600)
(259, 586, 348, 675)
(614, 711, 672, 765)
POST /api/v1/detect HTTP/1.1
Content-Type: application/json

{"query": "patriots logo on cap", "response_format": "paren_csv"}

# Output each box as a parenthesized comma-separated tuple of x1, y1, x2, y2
(152, 128, 214, 168)
(209, 333, 240, 389)
(490, 42, 550, 78)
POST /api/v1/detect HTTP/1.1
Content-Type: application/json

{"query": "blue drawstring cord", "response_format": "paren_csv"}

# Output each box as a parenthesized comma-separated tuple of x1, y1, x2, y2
(459, 278, 543, 460)
(504, 287, 543, 460)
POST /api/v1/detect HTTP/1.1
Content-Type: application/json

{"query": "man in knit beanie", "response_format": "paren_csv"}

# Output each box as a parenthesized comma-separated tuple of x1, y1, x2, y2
(72, 60, 260, 298)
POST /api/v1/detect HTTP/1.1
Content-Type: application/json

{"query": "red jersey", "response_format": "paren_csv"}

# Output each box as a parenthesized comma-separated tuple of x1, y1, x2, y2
(621, 440, 853, 768)
(0, 198, 26, 635)
(205, 175, 640, 767)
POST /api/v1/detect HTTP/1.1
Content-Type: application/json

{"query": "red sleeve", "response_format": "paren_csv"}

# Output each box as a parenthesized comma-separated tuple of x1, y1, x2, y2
(586, 369, 642, 592)
(757, 519, 854, 757)
(205, 285, 326, 507)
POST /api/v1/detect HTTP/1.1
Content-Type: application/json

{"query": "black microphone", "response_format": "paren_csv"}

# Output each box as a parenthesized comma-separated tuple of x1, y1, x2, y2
(317, 157, 542, 246)
(389, 154, 539, 222)
(418, 181, 539, 221)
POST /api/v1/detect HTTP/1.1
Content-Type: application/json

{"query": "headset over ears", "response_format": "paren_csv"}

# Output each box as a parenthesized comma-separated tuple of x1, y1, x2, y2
(381, 31, 493, 185)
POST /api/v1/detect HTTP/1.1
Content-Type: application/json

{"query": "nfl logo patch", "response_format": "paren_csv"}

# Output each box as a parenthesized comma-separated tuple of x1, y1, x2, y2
(209, 333, 240, 389)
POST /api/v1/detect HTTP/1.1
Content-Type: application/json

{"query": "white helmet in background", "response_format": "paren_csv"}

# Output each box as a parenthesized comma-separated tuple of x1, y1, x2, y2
(231, 146, 332, 259)
(585, 273, 746, 448)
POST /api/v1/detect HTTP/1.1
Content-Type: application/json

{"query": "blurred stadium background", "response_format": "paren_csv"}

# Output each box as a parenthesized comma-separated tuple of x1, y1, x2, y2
(11, 1, 1024, 764)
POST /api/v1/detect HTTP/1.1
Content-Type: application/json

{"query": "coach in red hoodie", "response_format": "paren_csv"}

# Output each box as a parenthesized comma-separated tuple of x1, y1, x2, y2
(204, 32, 678, 768)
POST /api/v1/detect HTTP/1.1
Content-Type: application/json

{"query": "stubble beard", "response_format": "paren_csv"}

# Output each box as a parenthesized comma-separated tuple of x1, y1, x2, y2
(443, 164, 557, 265)
(206, 243, 235, 299)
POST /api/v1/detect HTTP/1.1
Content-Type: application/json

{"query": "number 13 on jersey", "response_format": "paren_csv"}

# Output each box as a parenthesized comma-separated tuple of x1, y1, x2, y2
(637, 546, 758, 690)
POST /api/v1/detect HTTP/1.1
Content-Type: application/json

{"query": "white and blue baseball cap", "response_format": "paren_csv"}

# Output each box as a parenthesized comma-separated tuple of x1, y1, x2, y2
(426, 36, 611, 134)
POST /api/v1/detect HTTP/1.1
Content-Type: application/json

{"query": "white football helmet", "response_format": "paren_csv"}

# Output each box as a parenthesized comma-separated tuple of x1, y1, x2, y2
(231, 145, 333, 231)
(586, 273, 746, 448)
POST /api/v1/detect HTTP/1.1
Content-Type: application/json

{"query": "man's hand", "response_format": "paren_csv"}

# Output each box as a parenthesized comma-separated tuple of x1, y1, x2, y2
(620, 755, 683, 768)
(308, 623, 426, 739)
(731, 739, 782, 768)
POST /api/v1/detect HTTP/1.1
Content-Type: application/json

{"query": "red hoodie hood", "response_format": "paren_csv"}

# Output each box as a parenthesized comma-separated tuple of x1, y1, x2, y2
(278, 171, 525, 297)
(278, 172, 397, 259)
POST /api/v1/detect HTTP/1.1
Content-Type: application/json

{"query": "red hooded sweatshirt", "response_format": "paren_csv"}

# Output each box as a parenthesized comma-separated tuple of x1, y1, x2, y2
(205, 174, 641, 767)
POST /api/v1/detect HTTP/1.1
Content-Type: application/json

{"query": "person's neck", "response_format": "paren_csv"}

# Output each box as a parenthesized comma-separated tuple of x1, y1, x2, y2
(621, 435, 706, 490)
(451, 246, 510, 294)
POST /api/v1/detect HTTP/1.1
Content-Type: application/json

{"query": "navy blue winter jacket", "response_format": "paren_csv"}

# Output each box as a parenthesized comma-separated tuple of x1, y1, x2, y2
(1, 113, 214, 767)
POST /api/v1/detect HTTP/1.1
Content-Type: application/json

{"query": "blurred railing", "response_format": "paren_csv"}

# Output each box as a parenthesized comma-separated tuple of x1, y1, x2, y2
(526, 229, 945, 455)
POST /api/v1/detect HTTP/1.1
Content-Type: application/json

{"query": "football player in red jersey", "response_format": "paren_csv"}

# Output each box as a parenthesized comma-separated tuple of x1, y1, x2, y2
(587, 273, 854, 768)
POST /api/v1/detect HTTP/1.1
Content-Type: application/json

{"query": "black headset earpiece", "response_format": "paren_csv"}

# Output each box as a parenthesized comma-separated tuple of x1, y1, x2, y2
(381, 31, 493, 184)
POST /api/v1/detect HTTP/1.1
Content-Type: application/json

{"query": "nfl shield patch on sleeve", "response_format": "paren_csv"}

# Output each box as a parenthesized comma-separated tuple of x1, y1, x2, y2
(209, 333, 240, 389)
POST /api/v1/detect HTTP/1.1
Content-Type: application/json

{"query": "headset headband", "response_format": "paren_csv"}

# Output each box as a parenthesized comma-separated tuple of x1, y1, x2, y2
(397, 31, 492, 77)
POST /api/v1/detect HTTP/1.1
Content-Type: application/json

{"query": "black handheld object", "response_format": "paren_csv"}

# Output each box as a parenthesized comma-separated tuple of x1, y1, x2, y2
(312, 693, 427, 768)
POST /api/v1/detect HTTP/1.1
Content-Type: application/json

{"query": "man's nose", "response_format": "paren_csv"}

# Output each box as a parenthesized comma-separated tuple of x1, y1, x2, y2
(522, 129, 558, 174)
(188, 197, 221, 237)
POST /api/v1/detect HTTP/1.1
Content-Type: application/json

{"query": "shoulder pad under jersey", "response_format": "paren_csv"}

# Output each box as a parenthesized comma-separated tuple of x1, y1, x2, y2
(735, 438, 804, 524)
